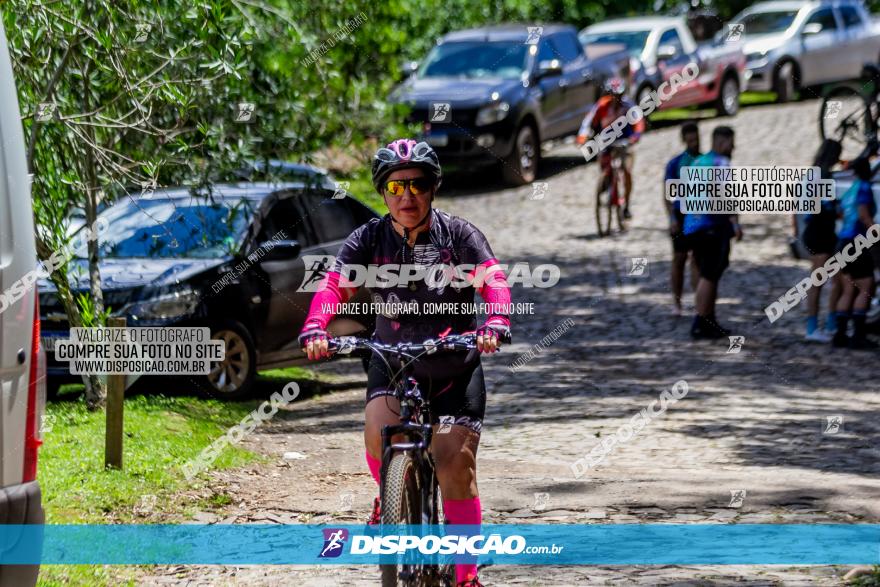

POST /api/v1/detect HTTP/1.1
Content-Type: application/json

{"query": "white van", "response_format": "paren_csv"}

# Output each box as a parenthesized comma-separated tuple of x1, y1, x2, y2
(0, 19, 46, 587)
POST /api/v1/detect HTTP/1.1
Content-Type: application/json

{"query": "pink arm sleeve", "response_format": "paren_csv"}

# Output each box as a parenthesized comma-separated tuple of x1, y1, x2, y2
(300, 271, 358, 332)
(473, 258, 511, 327)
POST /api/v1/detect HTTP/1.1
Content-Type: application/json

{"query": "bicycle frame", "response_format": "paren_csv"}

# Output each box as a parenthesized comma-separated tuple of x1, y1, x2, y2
(378, 359, 440, 528)
(328, 333, 506, 586)
(607, 144, 627, 207)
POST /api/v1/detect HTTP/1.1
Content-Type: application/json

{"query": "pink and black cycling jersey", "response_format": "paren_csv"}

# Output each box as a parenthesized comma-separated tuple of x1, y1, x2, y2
(303, 208, 511, 348)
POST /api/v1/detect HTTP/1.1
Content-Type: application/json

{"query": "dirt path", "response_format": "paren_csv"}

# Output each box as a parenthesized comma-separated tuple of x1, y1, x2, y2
(142, 100, 880, 586)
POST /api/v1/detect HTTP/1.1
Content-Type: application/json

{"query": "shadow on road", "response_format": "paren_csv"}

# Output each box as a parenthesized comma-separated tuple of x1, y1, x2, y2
(486, 250, 880, 483)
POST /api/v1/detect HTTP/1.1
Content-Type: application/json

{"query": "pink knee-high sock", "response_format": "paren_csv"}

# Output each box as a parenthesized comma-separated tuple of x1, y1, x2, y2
(365, 451, 381, 486)
(443, 497, 482, 584)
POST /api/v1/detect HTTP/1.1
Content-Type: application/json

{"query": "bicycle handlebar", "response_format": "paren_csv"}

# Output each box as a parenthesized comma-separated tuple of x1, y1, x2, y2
(329, 332, 510, 357)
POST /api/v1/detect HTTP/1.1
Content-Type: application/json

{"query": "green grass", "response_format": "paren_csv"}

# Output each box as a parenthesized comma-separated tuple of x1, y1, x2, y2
(649, 91, 779, 122)
(35, 369, 329, 587)
(39, 393, 260, 524)
(740, 91, 777, 106)
(38, 566, 139, 587)
(849, 566, 880, 586)
(337, 167, 386, 213)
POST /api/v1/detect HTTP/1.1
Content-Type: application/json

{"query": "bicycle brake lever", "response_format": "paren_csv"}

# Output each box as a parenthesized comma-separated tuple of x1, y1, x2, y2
(333, 336, 358, 354)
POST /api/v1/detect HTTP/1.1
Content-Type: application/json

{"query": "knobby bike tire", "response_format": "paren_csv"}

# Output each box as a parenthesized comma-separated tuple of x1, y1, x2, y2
(381, 452, 425, 587)
(596, 177, 613, 237)
(818, 90, 876, 158)
(614, 170, 626, 233)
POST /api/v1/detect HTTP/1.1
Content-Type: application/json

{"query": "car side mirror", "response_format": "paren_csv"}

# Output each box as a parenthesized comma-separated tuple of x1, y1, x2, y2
(399, 60, 419, 78)
(535, 59, 563, 79)
(657, 44, 677, 61)
(802, 23, 823, 36)
(257, 239, 301, 262)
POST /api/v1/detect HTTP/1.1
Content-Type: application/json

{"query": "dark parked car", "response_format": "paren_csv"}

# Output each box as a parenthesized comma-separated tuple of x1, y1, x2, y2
(233, 159, 337, 188)
(390, 24, 629, 185)
(40, 181, 379, 399)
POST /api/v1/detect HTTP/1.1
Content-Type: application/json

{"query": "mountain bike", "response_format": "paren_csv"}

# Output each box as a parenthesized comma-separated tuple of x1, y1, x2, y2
(330, 332, 509, 587)
(596, 139, 630, 237)
(819, 63, 880, 161)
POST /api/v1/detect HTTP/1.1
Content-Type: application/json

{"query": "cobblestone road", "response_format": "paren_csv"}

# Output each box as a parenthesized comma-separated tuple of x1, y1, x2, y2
(142, 100, 880, 586)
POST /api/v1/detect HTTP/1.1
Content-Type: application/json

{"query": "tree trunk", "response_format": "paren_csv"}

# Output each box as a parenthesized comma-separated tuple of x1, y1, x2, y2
(36, 235, 105, 409)
(79, 61, 106, 411)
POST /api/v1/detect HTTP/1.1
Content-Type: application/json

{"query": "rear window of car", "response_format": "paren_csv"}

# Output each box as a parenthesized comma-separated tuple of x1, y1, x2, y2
(658, 28, 684, 54)
(346, 198, 379, 227)
(302, 194, 359, 243)
(579, 30, 650, 57)
(257, 197, 304, 244)
(806, 8, 838, 31)
(550, 34, 583, 64)
(840, 6, 862, 28)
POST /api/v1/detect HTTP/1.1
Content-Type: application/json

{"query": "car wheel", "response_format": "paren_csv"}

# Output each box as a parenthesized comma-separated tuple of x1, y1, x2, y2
(204, 320, 257, 400)
(716, 75, 740, 117)
(774, 61, 796, 103)
(501, 124, 539, 186)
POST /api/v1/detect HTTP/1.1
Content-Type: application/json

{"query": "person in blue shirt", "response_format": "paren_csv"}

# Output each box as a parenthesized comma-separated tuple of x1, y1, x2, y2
(792, 139, 843, 342)
(664, 121, 701, 316)
(683, 126, 743, 339)
(832, 156, 878, 349)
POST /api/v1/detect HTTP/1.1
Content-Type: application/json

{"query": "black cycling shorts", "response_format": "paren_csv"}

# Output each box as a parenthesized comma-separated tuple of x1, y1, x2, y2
(365, 353, 486, 434)
(838, 238, 876, 279)
(689, 229, 731, 282)
(802, 221, 837, 256)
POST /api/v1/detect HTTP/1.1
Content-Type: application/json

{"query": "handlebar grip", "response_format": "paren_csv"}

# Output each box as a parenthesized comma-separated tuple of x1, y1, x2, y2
(478, 327, 511, 345)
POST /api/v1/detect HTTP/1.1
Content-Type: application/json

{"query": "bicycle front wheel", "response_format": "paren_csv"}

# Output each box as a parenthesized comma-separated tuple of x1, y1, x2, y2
(614, 171, 626, 233)
(595, 178, 613, 237)
(381, 452, 425, 587)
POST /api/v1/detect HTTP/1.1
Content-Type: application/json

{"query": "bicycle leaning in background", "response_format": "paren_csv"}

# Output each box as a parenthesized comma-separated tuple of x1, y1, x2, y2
(819, 63, 880, 161)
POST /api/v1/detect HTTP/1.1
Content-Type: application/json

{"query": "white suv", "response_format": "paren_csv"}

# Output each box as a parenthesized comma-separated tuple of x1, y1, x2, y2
(0, 18, 45, 586)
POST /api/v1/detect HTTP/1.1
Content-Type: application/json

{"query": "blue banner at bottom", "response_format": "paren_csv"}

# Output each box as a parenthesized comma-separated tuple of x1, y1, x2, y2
(2, 524, 878, 565)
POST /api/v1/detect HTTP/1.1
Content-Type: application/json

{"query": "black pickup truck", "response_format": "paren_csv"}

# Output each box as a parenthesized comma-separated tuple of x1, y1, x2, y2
(389, 24, 630, 185)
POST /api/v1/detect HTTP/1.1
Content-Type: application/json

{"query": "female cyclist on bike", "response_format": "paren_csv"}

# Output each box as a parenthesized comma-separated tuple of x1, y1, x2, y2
(299, 139, 512, 587)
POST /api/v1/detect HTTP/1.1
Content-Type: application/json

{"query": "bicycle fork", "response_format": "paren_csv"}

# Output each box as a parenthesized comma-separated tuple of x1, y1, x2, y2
(380, 420, 439, 526)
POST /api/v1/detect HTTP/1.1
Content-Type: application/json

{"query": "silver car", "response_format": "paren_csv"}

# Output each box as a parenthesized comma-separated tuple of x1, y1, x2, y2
(730, 0, 880, 101)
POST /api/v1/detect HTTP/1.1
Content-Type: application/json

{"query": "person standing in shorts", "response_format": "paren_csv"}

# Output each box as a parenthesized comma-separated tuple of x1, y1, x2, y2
(664, 121, 701, 315)
(832, 156, 878, 349)
(683, 126, 743, 339)
(793, 139, 843, 342)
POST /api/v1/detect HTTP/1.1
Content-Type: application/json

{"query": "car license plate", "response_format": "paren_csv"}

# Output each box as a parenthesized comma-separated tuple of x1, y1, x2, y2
(41, 332, 67, 353)
(426, 134, 448, 147)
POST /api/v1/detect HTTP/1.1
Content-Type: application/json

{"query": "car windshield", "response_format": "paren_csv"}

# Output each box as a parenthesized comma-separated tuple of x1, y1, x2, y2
(579, 30, 650, 56)
(734, 11, 798, 35)
(419, 41, 529, 79)
(72, 196, 256, 259)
